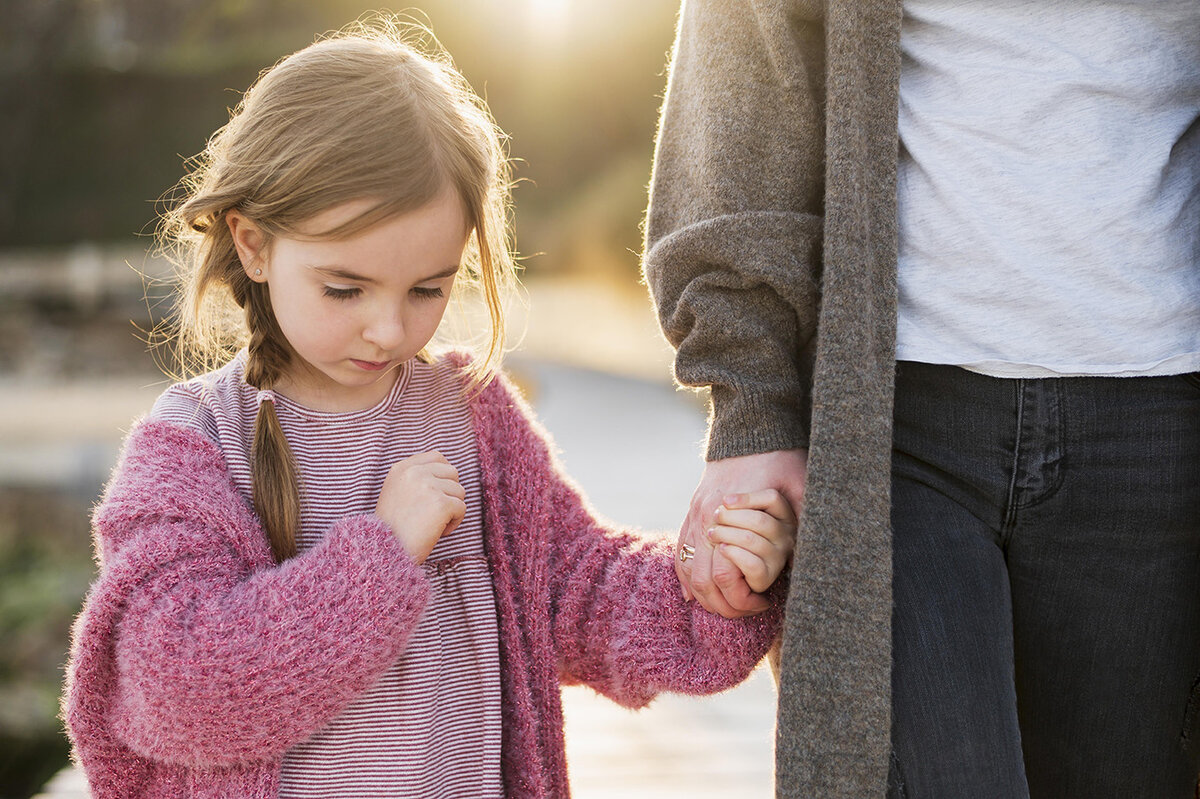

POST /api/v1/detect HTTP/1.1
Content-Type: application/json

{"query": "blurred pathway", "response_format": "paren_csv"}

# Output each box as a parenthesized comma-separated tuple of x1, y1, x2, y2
(513, 359, 777, 799)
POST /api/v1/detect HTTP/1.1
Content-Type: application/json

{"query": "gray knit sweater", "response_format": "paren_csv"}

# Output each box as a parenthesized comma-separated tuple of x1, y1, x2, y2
(643, 1, 903, 796)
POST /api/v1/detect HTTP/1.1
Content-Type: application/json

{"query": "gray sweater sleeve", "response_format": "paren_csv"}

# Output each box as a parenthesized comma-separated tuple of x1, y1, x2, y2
(643, 0, 826, 461)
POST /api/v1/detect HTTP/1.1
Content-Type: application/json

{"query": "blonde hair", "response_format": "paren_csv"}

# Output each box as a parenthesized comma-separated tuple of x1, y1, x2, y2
(157, 18, 516, 562)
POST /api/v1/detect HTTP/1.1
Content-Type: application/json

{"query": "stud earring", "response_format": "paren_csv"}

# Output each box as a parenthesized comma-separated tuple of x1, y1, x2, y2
(254, 268, 262, 276)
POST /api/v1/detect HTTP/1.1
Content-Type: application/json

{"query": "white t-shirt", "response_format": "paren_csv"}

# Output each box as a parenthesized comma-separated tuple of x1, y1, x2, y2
(896, 0, 1200, 377)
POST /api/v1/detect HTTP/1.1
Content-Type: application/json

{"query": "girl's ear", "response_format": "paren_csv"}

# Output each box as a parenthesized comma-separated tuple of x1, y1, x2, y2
(227, 211, 268, 281)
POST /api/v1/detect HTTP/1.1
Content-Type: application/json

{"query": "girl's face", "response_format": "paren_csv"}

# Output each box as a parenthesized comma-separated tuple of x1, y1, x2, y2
(228, 190, 469, 411)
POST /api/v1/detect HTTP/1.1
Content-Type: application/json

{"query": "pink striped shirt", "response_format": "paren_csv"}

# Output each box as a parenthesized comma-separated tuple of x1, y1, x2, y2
(151, 351, 504, 798)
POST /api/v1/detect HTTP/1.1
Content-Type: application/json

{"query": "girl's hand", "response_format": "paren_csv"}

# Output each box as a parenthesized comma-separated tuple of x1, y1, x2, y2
(375, 451, 466, 564)
(705, 489, 797, 593)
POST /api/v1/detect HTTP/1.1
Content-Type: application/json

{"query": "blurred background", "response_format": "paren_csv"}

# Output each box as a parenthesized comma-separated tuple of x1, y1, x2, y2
(1, 1, 778, 797)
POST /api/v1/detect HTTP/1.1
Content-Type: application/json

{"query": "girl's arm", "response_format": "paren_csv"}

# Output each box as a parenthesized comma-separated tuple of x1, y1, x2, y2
(474, 376, 784, 709)
(66, 420, 431, 769)
(544, 488, 784, 708)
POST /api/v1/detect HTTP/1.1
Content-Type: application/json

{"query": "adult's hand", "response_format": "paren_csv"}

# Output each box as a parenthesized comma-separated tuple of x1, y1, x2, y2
(676, 449, 808, 618)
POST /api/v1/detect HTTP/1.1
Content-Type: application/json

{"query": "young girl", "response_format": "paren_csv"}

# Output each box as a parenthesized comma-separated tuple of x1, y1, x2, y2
(63, 20, 794, 799)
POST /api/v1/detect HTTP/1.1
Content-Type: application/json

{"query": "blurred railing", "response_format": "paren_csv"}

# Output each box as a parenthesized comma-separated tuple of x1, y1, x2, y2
(0, 243, 169, 316)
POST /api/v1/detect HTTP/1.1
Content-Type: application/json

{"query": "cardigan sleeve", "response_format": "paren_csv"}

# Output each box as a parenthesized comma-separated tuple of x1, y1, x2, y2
(68, 420, 431, 769)
(546, 497, 786, 708)
(643, 0, 826, 460)
(476, 377, 783, 709)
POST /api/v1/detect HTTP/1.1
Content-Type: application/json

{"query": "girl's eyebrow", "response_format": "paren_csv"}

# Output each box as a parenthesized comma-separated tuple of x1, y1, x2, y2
(420, 265, 462, 282)
(309, 265, 377, 285)
(308, 264, 461, 284)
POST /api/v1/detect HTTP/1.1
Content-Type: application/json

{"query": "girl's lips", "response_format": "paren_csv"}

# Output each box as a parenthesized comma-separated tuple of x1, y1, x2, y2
(351, 359, 391, 371)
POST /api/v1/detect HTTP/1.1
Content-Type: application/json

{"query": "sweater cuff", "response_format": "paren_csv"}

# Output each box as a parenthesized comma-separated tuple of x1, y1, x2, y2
(688, 573, 787, 663)
(319, 513, 431, 607)
(705, 387, 810, 461)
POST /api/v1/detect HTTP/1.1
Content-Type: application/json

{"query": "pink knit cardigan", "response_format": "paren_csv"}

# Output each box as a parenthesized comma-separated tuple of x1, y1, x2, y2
(63, 361, 783, 798)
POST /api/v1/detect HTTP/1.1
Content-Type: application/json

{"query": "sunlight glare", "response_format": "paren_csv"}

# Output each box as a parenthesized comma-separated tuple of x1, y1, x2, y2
(525, 0, 571, 45)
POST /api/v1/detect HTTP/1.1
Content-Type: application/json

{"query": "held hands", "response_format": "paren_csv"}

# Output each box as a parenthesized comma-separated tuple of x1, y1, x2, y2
(704, 490, 797, 593)
(676, 449, 808, 618)
(375, 451, 466, 564)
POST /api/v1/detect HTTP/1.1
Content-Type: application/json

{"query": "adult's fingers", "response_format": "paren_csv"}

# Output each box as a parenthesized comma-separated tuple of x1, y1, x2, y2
(677, 497, 750, 617)
(674, 507, 700, 601)
(684, 512, 733, 615)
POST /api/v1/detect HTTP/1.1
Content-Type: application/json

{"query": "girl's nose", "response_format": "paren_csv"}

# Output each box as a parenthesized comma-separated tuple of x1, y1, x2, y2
(363, 310, 405, 351)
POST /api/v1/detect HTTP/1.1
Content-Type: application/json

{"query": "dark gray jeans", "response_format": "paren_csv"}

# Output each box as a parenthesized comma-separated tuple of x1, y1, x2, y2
(888, 361, 1200, 798)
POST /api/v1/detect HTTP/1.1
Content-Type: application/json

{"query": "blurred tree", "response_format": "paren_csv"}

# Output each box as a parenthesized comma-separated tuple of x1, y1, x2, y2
(0, 0, 82, 245)
(0, 3, 683, 794)
(1, 0, 678, 266)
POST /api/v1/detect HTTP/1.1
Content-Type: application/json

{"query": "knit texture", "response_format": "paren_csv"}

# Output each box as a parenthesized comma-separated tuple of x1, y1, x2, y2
(644, 0, 902, 795)
(153, 352, 505, 795)
(64, 354, 783, 798)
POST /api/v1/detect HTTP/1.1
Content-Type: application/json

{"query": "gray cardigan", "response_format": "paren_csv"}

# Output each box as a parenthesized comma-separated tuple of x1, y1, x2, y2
(643, 1, 903, 796)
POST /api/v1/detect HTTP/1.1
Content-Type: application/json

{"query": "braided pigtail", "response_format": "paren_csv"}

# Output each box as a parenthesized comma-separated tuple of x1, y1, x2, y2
(241, 281, 301, 563)
(158, 18, 521, 561)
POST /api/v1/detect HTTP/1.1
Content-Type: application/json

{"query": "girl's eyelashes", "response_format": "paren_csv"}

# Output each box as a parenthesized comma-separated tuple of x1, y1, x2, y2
(322, 285, 361, 300)
(322, 284, 445, 301)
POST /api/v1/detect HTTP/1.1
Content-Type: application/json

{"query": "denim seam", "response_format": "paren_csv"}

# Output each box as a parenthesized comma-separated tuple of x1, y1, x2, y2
(1012, 378, 1067, 513)
(888, 750, 908, 799)
(1179, 670, 1200, 753)
(1001, 379, 1025, 539)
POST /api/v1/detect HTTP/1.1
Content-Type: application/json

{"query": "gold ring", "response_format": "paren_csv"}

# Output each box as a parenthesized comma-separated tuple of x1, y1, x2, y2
(678, 543, 696, 563)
